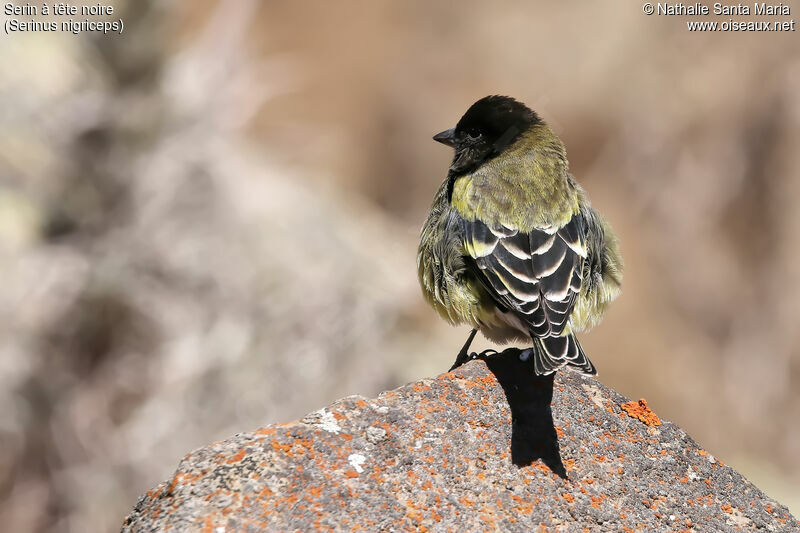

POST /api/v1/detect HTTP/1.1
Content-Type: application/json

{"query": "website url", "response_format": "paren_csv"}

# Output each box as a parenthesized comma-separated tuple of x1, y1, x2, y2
(687, 19, 796, 31)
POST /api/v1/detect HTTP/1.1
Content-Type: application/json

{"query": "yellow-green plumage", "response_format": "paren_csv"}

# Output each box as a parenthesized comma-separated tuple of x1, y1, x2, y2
(417, 179, 520, 339)
(451, 126, 579, 231)
(417, 95, 622, 375)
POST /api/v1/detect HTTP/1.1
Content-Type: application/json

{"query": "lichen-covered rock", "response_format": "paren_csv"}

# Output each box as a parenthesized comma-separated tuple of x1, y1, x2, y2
(121, 350, 799, 532)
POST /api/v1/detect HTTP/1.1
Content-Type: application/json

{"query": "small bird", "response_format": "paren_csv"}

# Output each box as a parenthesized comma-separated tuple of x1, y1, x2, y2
(417, 96, 623, 376)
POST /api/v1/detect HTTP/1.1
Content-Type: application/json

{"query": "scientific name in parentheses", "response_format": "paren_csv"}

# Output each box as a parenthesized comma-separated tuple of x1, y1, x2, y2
(4, 2, 119, 33)
(656, 3, 790, 16)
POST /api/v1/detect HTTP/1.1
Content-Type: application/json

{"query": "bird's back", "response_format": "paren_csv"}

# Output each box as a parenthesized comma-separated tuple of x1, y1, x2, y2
(450, 125, 580, 232)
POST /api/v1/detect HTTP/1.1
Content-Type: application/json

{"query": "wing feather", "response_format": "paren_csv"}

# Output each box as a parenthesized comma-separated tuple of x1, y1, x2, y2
(461, 212, 586, 339)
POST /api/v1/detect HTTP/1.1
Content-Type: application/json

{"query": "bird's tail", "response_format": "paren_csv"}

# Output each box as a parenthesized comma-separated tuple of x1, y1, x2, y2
(530, 333, 597, 376)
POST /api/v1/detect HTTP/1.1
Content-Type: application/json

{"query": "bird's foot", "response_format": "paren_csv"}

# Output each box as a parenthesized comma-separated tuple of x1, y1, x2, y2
(519, 348, 533, 362)
(478, 349, 499, 359)
(449, 350, 475, 372)
(449, 349, 500, 372)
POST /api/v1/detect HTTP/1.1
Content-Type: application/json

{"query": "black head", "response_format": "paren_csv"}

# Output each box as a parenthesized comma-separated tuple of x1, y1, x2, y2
(433, 95, 542, 176)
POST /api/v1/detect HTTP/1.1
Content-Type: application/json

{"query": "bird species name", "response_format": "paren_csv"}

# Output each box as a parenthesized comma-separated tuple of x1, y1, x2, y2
(3, 3, 122, 34)
(4, 3, 114, 16)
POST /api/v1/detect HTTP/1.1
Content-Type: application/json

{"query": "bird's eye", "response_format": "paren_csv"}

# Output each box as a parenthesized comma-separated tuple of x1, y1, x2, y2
(467, 129, 482, 140)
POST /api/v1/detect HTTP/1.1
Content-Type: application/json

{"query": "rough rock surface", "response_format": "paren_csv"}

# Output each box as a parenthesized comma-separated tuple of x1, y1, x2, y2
(121, 350, 799, 532)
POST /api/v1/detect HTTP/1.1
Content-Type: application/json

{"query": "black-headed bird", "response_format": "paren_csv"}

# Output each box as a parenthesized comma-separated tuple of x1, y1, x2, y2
(417, 96, 623, 376)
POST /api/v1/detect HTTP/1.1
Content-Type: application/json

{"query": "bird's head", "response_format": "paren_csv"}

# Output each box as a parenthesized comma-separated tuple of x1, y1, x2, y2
(433, 95, 542, 176)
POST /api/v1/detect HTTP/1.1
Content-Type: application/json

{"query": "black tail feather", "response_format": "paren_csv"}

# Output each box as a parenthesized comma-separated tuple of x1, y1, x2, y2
(530, 333, 597, 376)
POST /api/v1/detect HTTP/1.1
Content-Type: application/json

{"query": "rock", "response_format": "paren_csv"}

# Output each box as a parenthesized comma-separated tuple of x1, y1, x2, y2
(121, 349, 799, 532)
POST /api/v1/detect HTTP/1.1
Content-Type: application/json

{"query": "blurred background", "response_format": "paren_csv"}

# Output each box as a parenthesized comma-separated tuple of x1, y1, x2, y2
(1, 1, 798, 530)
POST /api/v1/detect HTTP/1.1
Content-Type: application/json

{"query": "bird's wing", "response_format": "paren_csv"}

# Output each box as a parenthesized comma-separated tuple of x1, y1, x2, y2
(461, 213, 587, 338)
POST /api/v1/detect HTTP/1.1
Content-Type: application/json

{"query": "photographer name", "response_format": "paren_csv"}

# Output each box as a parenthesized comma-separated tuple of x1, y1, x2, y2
(657, 3, 790, 15)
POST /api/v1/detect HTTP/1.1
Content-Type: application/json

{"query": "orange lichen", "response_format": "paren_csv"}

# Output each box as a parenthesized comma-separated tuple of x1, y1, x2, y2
(722, 504, 733, 514)
(405, 507, 423, 522)
(271, 440, 292, 453)
(479, 514, 497, 529)
(167, 473, 181, 495)
(620, 399, 662, 426)
(512, 495, 534, 514)
(226, 449, 246, 464)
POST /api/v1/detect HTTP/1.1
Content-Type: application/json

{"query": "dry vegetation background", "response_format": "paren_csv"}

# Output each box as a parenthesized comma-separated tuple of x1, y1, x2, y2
(1, 1, 798, 531)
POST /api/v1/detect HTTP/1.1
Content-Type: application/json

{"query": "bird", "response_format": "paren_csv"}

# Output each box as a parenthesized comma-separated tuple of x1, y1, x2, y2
(417, 95, 623, 376)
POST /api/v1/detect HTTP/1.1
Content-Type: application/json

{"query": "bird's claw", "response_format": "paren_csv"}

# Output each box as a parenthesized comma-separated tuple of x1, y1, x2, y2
(449, 349, 501, 371)
(449, 351, 472, 371)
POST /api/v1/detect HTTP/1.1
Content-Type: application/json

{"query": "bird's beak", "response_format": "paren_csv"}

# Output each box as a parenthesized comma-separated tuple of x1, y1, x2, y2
(433, 128, 456, 147)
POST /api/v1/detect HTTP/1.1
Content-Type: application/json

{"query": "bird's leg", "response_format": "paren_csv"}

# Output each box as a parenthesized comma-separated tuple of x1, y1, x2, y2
(449, 329, 478, 371)
(519, 348, 533, 362)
